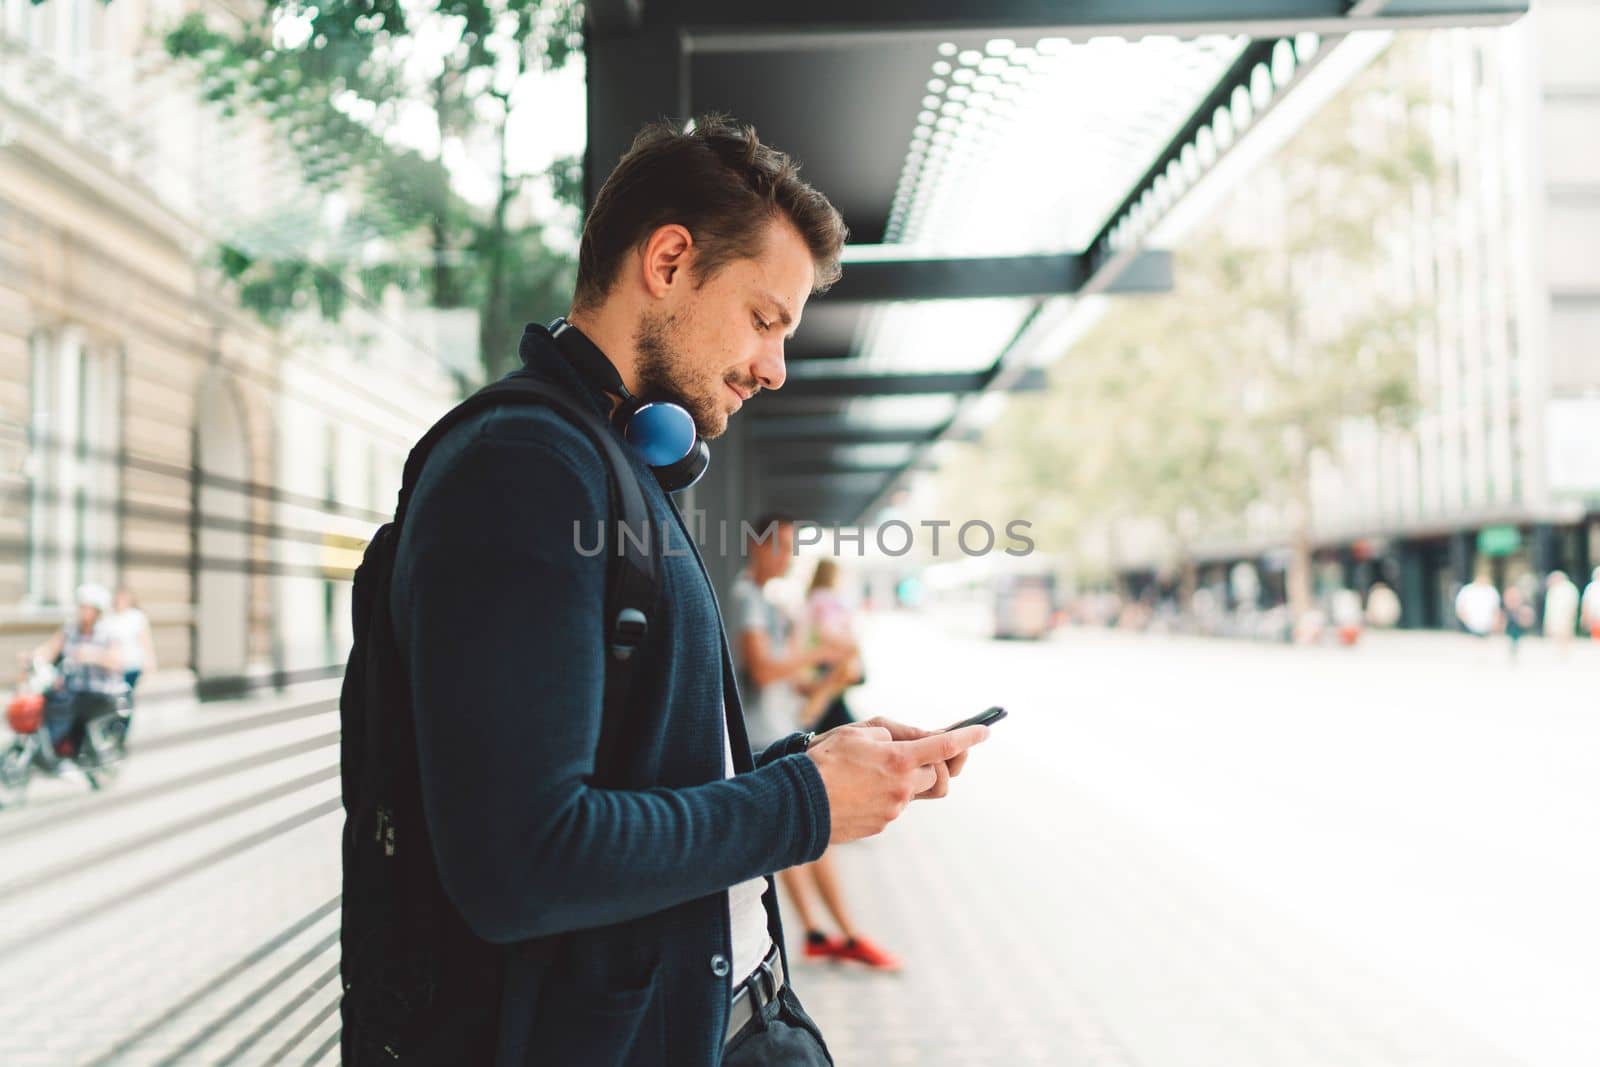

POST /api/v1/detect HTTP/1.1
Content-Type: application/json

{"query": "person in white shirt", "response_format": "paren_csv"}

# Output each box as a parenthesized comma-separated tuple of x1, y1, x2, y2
(1454, 574, 1501, 638)
(104, 588, 156, 697)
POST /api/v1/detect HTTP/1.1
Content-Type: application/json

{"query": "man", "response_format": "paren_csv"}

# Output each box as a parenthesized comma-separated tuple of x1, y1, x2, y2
(388, 116, 990, 1065)
(24, 583, 122, 764)
(732, 516, 902, 973)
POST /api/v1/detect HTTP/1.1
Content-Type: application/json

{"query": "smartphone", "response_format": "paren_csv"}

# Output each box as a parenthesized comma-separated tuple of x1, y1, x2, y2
(942, 706, 1007, 732)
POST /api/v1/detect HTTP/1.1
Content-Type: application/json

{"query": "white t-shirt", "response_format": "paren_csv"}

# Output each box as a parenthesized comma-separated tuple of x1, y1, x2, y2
(1455, 583, 1500, 635)
(730, 575, 804, 750)
(723, 715, 774, 987)
(103, 608, 150, 670)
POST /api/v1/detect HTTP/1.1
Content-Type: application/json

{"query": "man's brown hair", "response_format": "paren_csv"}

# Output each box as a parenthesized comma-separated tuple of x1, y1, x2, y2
(573, 115, 848, 311)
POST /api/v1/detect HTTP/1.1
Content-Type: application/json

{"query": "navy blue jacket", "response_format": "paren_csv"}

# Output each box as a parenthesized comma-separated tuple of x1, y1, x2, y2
(390, 325, 831, 1065)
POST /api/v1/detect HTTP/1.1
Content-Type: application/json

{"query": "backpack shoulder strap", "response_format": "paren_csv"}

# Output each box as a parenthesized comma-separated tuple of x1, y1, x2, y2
(395, 375, 655, 778)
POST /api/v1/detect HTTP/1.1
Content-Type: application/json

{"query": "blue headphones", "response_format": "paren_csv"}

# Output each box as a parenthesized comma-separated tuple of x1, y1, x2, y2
(546, 318, 711, 493)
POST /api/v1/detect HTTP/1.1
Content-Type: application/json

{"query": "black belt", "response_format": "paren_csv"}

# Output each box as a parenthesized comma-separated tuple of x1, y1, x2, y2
(724, 944, 786, 1047)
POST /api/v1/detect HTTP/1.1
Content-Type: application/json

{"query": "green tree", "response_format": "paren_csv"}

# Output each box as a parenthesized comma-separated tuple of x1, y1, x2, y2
(1213, 47, 1433, 618)
(162, 0, 583, 382)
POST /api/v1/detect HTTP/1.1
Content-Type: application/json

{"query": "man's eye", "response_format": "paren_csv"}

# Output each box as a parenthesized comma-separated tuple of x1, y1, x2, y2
(754, 316, 770, 332)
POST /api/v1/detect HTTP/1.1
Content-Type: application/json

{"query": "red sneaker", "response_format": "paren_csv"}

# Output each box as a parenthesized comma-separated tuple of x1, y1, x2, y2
(803, 932, 846, 960)
(832, 936, 902, 972)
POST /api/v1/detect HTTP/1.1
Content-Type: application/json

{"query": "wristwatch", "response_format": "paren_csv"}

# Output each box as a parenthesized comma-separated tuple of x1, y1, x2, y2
(799, 730, 816, 753)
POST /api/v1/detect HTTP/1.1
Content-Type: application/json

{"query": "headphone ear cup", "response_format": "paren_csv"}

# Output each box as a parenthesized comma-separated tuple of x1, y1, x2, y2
(623, 402, 699, 467)
(653, 438, 710, 494)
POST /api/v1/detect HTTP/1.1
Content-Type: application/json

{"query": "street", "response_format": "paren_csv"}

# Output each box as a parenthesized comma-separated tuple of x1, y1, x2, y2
(0, 618, 1594, 1065)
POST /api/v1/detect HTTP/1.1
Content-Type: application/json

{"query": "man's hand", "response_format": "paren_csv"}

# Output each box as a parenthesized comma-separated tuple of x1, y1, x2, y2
(804, 723, 989, 845)
(849, 716, 977, 798)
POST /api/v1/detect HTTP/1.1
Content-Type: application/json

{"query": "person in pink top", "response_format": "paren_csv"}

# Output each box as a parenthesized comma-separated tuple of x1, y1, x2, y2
(777, 559, 901, 971)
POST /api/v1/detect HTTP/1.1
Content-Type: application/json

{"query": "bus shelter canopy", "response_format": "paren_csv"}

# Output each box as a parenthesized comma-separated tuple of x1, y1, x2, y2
(585, 0, 1527, 526)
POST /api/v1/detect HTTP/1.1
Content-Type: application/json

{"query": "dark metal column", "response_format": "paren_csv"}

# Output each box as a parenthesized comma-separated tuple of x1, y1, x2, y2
(583, 23, 763, 605)
(584, 29, 688, 206)
(1449, 531, 1476, 587)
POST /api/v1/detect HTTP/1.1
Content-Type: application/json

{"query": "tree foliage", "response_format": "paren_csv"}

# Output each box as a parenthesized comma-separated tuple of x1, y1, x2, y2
(163, 0, 584, 381)
(940, 42, 1436, 614)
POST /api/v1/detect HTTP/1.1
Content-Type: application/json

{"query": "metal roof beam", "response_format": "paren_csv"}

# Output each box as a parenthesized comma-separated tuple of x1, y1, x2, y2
(676, 0, 1527, 51)
(748, 421, 950, 445)
(825, 250, 1171, 303)
(762, 464, 915, 481)
(759, 471, 901, 498)
(773, 371, 988, 399)
(846, 29, 1361, 527)
(770, 367, 1048, 400)
(789, 350, 863, 362)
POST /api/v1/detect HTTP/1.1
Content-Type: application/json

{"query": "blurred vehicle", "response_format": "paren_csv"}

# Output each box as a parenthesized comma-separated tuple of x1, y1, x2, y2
(922, 555, 1062, 639)
(992, 569, 1058, 640)
(0, 658, 132, 808)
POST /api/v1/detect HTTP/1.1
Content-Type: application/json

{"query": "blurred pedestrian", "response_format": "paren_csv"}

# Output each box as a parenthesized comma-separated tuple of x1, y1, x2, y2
(1582, 567, 1600, 641)
(1542, 571, 1580, 656)
(730, 517, 846, 751)
(805, 559, 861, 733)
(105, 587, 156, 700)
(733, 522, 902, 973)
(1502, 585, 1534, 661)
(1455, 573, 1501, 638)
(1365, 581, 1402, 629)
(1330, 587, 1363, 646)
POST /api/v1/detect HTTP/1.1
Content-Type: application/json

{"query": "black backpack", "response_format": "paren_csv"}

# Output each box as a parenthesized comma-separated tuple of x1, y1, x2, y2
(339, 374, 658, 1063)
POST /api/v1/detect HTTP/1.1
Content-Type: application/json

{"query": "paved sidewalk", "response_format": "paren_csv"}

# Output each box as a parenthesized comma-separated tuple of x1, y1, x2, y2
(0, 679, 343, 1066)
(0, 620, 1591, 1065)
(780, 616, 1593, 1067)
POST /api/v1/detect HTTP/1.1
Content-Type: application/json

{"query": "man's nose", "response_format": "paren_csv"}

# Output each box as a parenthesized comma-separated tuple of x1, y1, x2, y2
(753, 341, 786, 392)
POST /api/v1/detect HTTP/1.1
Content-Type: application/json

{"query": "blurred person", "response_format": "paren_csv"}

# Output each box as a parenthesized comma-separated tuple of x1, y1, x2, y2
(1292, 607, 1327, 645)
(1502, 585, 1534, 662)
(1455, 573, 1501, 638)
(104, 587, 156, 700)
(733, 518, 903, 973)
(21, 584, 122, 761)
(1330, 587, 1363, 646)
(1542, 571, 1580, 655)
(1583, 567, 1600, 641)
(731, 516, 850, 751)
(805, 559, 862, 734)
(1365, 580, 1402, 629)
(348, 118, 991, 1066)
(1190, 586, 1219, 635)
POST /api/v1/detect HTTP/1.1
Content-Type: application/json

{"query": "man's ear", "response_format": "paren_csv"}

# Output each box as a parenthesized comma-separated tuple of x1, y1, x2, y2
(640, 224, 694, 298)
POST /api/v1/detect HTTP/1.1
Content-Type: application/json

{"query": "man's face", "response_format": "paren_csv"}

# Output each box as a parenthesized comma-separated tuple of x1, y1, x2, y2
(634, 219, 815, 440)
(751, 522, 796, 580)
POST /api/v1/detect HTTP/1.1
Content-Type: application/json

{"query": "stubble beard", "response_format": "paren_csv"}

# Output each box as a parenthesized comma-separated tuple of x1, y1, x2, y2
(634, 308, 731, 440)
